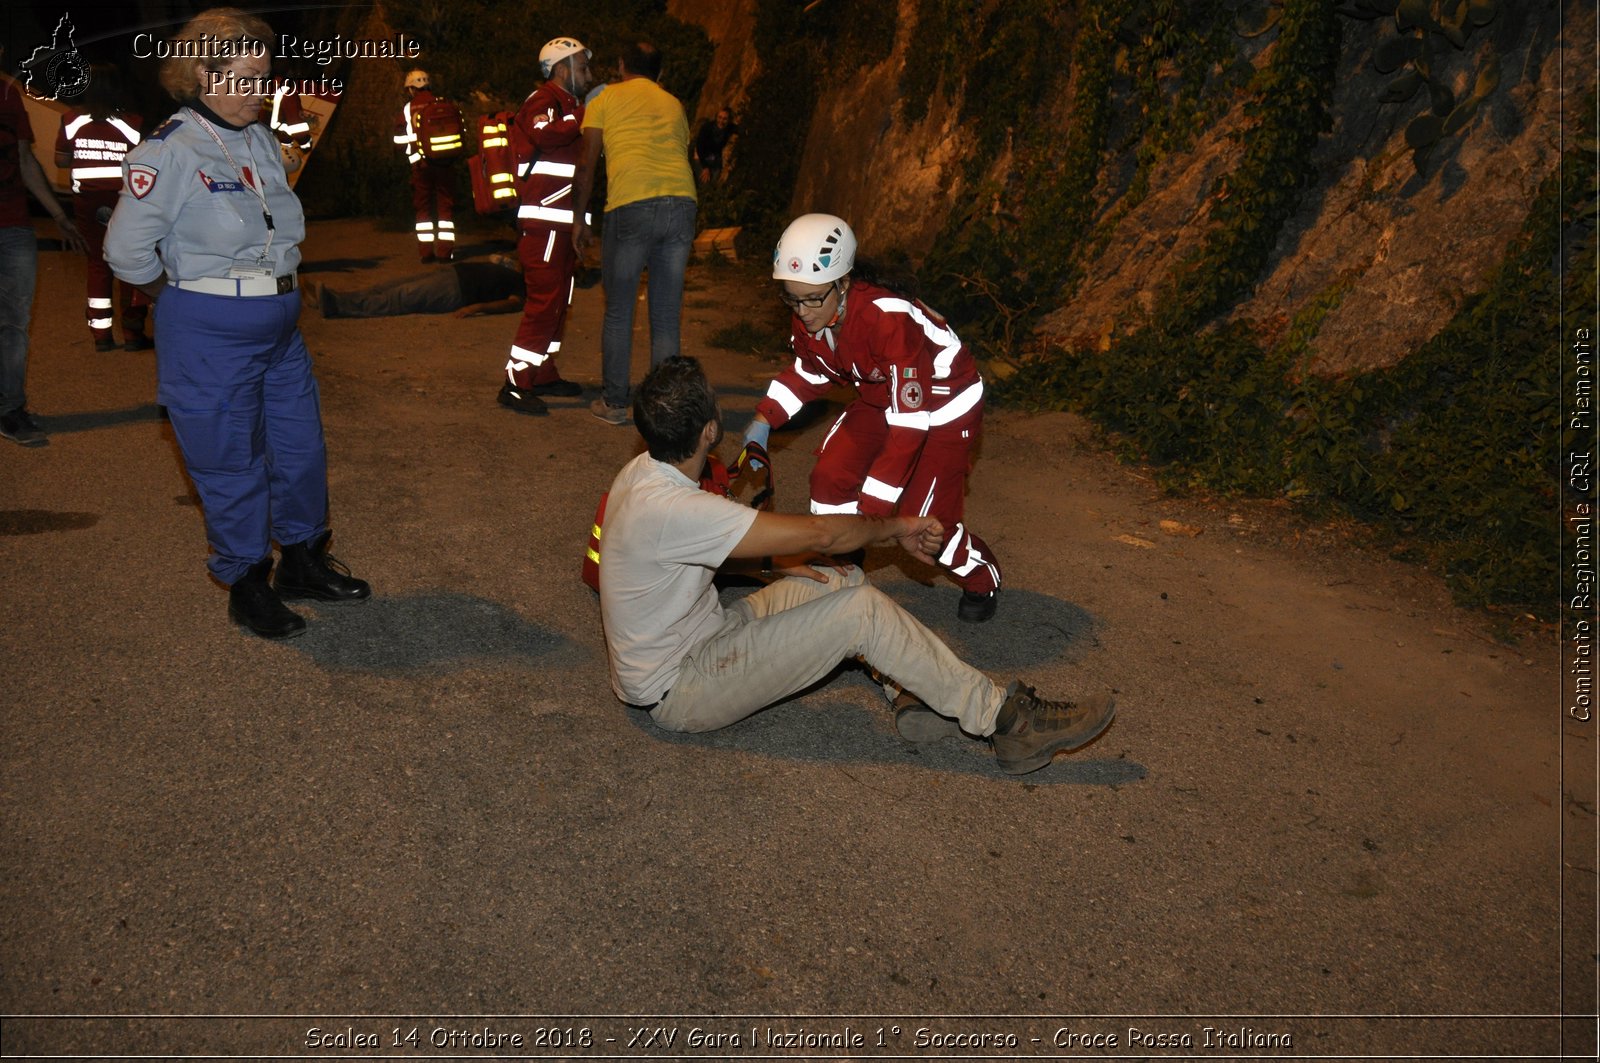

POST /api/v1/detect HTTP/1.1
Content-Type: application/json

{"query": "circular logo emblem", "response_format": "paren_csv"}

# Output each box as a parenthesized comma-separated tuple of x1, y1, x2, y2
(899, 381, 924, 409)
(788, 257, 802, 273)
(46, 51, 90, 99)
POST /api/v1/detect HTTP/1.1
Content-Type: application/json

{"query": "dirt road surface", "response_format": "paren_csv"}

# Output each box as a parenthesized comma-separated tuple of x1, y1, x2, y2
(2, 220, 1592, 1058)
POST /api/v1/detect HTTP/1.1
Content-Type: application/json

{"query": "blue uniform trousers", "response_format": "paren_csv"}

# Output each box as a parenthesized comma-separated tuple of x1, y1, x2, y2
(155, 286, 328, 585)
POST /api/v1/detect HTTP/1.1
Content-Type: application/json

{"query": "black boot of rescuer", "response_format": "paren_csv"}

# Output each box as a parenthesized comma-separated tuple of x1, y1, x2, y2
(275, 531, 372, 603)
(229, 559, 307, 639)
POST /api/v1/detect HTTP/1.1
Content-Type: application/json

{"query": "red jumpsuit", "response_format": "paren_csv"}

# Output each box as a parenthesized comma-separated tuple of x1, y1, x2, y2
(394, 91, 457, 262)
(504, 81, 584, 388)
(54, 111, 148, 346)
(755, 280, 1001, 595)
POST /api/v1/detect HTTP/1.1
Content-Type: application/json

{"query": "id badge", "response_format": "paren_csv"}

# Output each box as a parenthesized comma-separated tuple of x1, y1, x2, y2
(227, 263, 273, 280)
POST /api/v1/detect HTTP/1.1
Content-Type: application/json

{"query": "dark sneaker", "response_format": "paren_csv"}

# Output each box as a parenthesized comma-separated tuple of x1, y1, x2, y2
(0, 408, 48, 447)
(991, 681, 1116, 774)
(93, 336, 117, 352)
(229, 559, 307, 639)
(498, 382, 549, 415)
(529, 378, 584, 398)
(590, 398, 630, 425)
(275, 531, 371, 604)
(958, 589, 998, 623)
(893, 691, 963, 742)
(123, 336, 152, 352)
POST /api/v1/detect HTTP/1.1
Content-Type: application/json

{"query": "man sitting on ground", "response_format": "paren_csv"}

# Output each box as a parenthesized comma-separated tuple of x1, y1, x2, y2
(596, 356, 1117, 774)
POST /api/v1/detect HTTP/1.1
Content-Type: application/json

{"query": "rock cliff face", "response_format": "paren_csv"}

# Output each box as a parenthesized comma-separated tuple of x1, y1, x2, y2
(1048, 1, 1584, 374)
(668, 1, 1591, 375)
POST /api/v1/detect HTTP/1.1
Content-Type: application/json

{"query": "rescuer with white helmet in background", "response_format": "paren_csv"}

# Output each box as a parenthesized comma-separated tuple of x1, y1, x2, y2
(394, 68, 464, 263)
(742, 213, 1003, 623)
(497, 36, 593, 415)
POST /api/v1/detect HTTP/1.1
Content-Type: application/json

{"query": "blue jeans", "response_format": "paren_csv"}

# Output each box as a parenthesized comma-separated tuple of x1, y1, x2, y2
(599, 196, 696, 408)
(324, 266, 463, 318)
(0, 226, 38, 416)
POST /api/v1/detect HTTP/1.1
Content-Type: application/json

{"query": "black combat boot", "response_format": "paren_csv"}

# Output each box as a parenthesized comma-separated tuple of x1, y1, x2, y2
(275, 531, 372, 603)
(229, 558, 307, 639)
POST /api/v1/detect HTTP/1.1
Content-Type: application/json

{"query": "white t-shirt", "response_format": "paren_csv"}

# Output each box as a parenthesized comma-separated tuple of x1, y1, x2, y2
(599, 452, 759, 705)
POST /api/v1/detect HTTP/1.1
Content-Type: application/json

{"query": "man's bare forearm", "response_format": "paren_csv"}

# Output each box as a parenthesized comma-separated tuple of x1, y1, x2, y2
(731, 511, 941, 563)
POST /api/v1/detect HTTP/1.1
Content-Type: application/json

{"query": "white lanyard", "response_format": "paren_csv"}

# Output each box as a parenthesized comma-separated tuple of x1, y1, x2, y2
(185, 106, 275, 264)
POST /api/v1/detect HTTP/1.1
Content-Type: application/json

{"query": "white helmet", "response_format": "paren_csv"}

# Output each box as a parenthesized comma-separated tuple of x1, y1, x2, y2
(404, 69, 429, 90)
(772, 213, 856, 284)
(540, 37, 591, 79)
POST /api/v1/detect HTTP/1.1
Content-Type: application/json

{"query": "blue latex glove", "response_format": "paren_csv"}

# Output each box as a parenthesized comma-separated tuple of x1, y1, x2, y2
(742, 419, 771, 453)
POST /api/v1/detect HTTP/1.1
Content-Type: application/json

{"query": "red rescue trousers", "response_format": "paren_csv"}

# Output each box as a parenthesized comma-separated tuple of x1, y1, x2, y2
(810, 399, 1002, 595)
(410, 161, 456, 262)
(75, 190, 148, 343)
(504, 226, 577, 388)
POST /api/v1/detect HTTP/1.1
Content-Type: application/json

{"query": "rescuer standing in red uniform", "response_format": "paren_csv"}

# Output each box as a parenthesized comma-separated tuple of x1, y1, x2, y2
(743, 213, 1002, 624)
(497, 37, 593, 414)
(53, 65, 148, 351)
(394, 69, 459, 263)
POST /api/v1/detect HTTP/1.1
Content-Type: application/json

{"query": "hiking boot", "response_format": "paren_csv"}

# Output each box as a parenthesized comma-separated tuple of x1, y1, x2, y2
(991, 681, 1116, 774)
(498, 382, 548, 416)
(958, 589, 998, 623)
(123, 335, 152, 352)
(229, 559, 307, 639)
(275, 531, 371, 603)
(590, 398, 630, 425)
(93, 336, 117, 352)
(0, 408, 48, 447)
(893, 691, 964, 742)
(528, 378, 584, 398)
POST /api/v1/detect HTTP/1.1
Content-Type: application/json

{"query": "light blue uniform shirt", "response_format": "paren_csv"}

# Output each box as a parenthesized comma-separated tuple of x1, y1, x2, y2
(106, 106, 304, 286)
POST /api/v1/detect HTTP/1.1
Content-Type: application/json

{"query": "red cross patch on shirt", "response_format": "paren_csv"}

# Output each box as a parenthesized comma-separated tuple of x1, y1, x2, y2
(127, 163, 158, 199)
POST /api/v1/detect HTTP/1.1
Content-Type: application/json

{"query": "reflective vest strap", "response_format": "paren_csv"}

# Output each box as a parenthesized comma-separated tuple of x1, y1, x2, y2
(517, 205, 575, 225)
(765, 380, 804, 418)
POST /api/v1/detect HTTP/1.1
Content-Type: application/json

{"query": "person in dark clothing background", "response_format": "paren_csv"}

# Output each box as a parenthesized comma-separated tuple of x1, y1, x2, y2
(693, 107, 737, 184)
(303, 254, 524, 319)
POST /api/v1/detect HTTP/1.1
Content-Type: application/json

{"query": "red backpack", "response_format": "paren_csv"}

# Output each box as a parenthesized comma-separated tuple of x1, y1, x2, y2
(414, 97, 466, 159)
(470, 111, 516, 213)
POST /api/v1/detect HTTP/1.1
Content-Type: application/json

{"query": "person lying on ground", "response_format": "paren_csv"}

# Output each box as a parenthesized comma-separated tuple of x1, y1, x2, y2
(302, 253, 523, 319)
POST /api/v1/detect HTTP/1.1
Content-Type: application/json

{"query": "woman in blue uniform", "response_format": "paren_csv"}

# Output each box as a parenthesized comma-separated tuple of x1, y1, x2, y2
(106, 7, 368, 639)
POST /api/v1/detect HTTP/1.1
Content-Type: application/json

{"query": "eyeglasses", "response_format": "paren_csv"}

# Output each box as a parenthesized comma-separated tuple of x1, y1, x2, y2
(778, 285, 837, 310)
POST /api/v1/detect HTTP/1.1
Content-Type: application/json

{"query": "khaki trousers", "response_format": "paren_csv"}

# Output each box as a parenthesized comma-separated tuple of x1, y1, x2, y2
(651, 567, 1004, 735)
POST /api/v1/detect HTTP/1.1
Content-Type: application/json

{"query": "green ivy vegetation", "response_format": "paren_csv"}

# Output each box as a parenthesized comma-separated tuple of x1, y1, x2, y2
(1156, 0, 1342, 331)
(921, 1, 1248, 360)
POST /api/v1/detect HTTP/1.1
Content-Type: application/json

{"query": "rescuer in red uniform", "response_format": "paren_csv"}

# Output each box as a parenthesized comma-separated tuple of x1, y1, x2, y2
(496, 37, 593, 415)
(743, 214, 1002, 623)
(394, 69, 459, 263)
(53, 65, 148, 351)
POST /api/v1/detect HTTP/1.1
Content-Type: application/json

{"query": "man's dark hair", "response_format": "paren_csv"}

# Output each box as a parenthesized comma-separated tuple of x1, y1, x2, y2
(635, 356, 717, 462)
(621, 41, 662, 81)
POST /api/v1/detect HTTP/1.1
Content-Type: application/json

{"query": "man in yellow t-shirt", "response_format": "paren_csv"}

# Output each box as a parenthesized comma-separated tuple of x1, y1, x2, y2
(572, 42, 697, 425)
